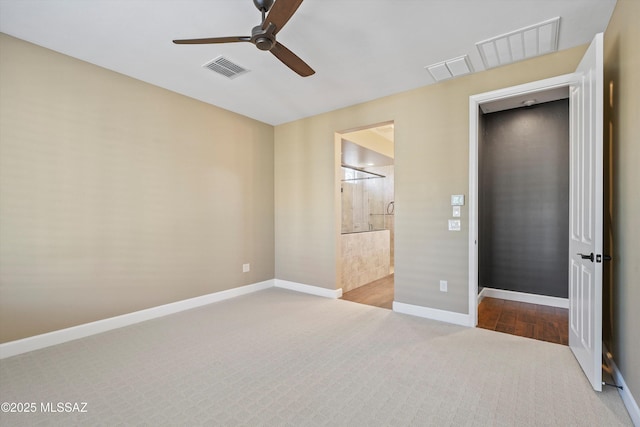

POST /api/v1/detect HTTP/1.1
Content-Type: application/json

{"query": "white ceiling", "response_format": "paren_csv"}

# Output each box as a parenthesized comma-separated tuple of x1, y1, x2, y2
(0, 0, 616, 125)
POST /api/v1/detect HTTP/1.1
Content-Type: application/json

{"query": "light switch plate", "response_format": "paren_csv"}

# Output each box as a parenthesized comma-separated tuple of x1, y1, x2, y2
(448, 219, 461, 231)
(451, 194, 465, 206)
(452, 206, 461, 217)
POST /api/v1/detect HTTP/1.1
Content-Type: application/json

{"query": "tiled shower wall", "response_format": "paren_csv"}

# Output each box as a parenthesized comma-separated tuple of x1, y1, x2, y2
(341, 165, 394, 266)
(341, 230, 390, 292)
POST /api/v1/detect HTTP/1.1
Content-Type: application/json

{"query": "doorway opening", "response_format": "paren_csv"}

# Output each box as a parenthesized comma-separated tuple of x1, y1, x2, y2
(476, 97, 570, 345)
(336, 122, 395, 309)
(469, 75, 576, 346)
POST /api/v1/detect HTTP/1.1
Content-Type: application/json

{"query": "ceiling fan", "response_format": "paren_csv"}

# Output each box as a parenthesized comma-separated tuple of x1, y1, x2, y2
(173, 0, 314, 77)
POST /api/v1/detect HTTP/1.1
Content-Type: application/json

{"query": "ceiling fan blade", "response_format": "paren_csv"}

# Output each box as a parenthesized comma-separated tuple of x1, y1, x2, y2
(263, 0, 303, 35)
(173, 36, 251, 45)
(270, 42, 314, 77)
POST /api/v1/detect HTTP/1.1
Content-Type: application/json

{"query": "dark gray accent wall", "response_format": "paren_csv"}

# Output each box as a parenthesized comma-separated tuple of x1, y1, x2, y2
(479, 99, 569, 298)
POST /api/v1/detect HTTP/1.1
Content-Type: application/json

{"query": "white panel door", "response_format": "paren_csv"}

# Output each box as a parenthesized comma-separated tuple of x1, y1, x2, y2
(568, 33, 604, 392)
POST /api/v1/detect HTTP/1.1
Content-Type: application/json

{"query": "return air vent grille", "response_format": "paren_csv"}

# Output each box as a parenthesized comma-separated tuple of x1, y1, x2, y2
(476, 17, 561, 69)
(202, 56, 249, 79)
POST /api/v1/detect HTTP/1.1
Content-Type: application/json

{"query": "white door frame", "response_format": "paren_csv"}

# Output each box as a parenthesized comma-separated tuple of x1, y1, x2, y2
(467, 73, 575, 326)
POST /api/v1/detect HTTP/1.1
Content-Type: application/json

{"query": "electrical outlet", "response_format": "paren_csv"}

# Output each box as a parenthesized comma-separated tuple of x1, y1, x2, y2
(439, 280, 448, 292)
(242, 263, 250, 273)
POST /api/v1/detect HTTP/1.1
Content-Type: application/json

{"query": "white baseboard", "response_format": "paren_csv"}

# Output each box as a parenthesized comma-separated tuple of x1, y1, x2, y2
(478, 287, 569, 309)
(393, 301, 472, 327)
(0, 279, 274, 359)
(603, 345, 640, 426)
(1, 278, 342, 359)
(274, 279, 343, 299)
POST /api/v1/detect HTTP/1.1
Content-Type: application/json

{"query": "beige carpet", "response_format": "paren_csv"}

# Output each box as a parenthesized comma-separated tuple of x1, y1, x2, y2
(0, 288, 632, 426)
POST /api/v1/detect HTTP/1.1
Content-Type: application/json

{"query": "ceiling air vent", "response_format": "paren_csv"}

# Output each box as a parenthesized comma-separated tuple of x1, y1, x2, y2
(476, 17, 561, 69)
(425, 55, 474, 82)
(202, 56, 249, 79)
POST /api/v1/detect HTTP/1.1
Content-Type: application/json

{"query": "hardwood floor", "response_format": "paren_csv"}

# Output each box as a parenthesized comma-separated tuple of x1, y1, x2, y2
(341, 274, 394, 309)
(342, 277, 568, 346)
(477, 297, 569, 345)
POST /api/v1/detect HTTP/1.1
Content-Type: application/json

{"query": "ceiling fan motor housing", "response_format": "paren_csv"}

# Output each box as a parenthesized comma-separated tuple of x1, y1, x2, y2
(252, 25, 275, 51)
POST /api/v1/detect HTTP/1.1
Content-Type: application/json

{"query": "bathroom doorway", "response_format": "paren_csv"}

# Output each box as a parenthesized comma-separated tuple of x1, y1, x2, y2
(337, 122, 395, 309)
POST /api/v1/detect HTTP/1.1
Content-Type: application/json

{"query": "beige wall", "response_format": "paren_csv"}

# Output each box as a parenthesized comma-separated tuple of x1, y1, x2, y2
(275, 45, 588, 315)
(0, 34, 275, 343)
(604, 0, 640, 408)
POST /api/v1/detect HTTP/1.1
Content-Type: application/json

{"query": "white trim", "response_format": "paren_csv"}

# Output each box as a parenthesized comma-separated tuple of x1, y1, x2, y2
(478, 287, 569, 309)
(469, 95, 480, 327)
(0, 280, 274, 359)
(603, 345, 640, 426)
(393, 301, 473, 327)
(469, 73, 575, 105)
(468, 73, 576, 328)
(274, 279, 343, 299)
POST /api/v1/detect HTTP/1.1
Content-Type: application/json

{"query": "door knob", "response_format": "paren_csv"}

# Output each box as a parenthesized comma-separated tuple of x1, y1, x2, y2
(578, 253, 594, 262)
